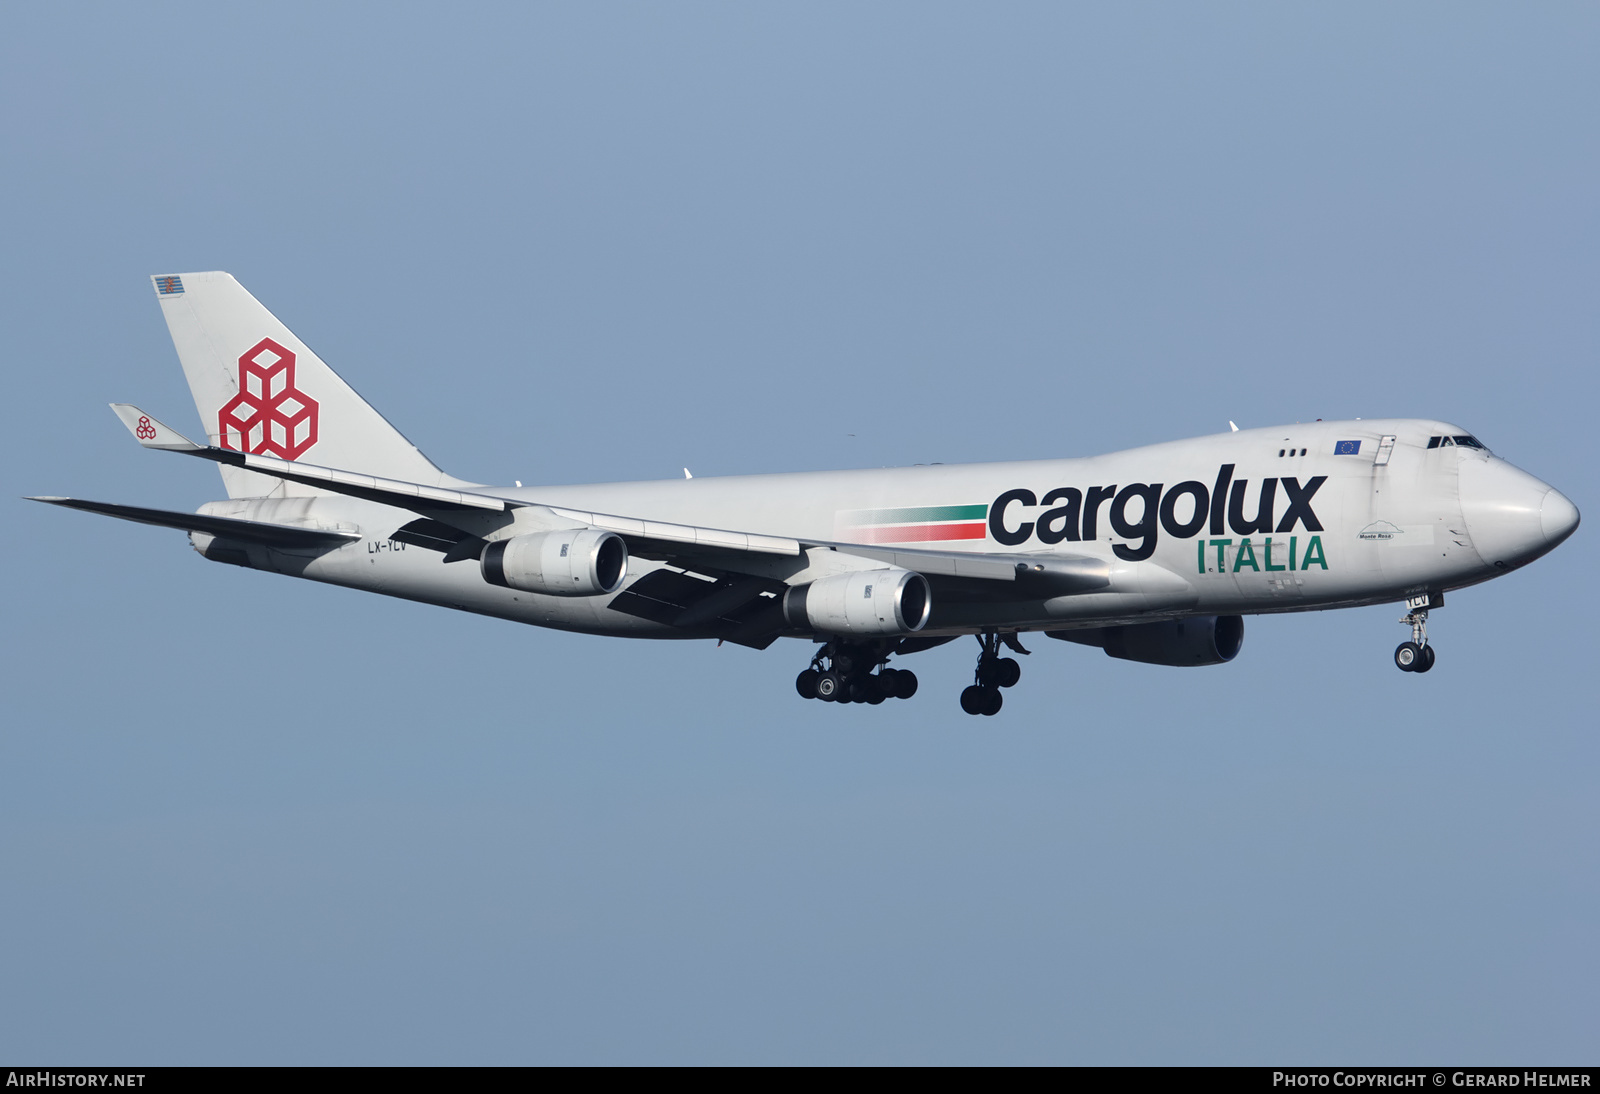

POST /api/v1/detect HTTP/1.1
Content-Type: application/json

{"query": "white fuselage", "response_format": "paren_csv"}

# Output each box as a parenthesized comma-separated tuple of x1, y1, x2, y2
(190, 418, 1577, 640)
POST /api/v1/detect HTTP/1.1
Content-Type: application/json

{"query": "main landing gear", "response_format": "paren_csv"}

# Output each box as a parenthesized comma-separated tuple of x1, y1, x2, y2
(795, 639, 919, 705)
(1394, 603, 1437, 674)
(960, 632, 1027, 716)
(793, 632, 1031, 713)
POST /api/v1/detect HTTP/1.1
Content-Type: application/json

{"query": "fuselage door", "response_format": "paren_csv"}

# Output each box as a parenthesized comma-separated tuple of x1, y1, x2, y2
(1374, 435, 1396, 466)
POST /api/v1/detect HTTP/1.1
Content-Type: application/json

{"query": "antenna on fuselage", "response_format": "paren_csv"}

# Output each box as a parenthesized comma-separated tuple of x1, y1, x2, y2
(1229, 421, 1239, 432)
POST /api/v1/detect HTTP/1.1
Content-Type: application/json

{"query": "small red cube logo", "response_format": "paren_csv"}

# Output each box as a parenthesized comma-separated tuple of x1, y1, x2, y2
(218, 338, 319, 460)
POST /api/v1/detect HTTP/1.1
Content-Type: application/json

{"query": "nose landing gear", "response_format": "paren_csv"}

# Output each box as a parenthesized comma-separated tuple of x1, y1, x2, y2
(960, 632, 1027, 715)
(1394, 600, 1437, 673)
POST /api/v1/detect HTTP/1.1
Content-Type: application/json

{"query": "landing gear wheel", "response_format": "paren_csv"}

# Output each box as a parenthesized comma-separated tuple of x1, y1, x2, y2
(971, 632, 1023, 704)
(960, 685, 987, 715)
(994, 657, 1021, 688)
(800, 641, 922, 709)
(981, 687, 1003, 716)
(1394, 642, 1422, 672)
(1396, 604, 1438, 675)
(795, 669, 820, 699)
(864, 674, 889, 710)
(892, 670, 918, 700)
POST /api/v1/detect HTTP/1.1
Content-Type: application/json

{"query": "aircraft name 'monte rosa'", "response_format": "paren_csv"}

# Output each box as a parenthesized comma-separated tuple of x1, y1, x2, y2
(30, 272, 1581, 717)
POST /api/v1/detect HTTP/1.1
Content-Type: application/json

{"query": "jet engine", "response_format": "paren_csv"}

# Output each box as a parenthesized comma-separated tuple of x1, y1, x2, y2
(1049, 615, 1243, 667)
(783, 569, 932, 636)
(481, 528, 627, 596)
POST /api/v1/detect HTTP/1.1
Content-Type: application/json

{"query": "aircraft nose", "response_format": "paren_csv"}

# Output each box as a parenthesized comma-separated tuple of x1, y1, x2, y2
(1541, 487, 1580, 548)
(1459, 457, 1577, 569)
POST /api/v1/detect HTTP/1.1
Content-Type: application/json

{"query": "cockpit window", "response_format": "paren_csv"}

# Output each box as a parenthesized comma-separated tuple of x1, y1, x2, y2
(1427, 435, 1489, 451)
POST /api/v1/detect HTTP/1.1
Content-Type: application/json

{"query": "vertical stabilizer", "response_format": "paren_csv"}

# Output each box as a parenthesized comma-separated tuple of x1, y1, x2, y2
(150, 272, 461, 498)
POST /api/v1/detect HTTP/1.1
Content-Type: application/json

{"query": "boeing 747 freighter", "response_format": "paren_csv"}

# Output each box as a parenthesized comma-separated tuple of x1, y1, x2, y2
(30, 273, 1580, 715)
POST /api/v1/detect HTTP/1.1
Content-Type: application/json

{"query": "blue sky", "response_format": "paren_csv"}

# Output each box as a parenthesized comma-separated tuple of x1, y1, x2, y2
(2, 3, 1595, 1063)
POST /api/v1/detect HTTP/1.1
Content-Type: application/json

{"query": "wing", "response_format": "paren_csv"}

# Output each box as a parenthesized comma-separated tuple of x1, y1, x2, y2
(27, 496, 359, 549)
(109, 405, 1110, 645)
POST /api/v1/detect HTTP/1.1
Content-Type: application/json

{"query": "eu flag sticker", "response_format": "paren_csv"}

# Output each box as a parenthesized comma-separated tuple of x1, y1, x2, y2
(1334, 440, 1362, 455)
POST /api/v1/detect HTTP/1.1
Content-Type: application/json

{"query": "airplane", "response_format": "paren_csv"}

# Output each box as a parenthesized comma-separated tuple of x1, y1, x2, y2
(30, 272, 1581, 715)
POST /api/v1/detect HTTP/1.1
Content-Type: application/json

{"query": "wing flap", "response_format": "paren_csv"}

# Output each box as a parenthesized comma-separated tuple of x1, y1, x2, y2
(608, 565, 787, 647)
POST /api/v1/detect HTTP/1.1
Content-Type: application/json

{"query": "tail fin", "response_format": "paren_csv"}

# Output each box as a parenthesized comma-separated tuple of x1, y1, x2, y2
(150, 271, 460, 498)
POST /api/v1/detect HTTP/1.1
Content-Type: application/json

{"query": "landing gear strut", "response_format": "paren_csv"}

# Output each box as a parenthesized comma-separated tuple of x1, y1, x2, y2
(960, 632, 1027, 716)
(795, 639, 918, 705)
(1394, 601, 1437, 674)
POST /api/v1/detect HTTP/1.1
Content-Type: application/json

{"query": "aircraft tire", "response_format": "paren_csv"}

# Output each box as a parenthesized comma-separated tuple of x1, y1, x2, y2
(960, 685, 987, 715)
(1415, 645, 1436, 673)
(1394, 642, 1422, 672)
(994, 657, 1021, 688)
(795, 669, 820, 700)
(816, 671, 844, 701)
(893, 670, 918, 700)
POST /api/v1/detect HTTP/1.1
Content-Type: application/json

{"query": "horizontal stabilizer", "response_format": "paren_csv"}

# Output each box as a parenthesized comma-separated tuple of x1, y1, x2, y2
(26, 496, 360, 549)
(110, 404, 202, 451)
(109, 403, 505, 512)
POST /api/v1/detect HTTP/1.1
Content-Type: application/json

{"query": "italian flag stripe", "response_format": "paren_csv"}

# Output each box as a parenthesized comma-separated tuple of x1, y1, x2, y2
(851, 522, 988, 544)
(843, 503, 988, 527)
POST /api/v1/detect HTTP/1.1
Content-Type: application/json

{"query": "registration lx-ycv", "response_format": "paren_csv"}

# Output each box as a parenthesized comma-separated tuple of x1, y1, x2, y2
(31, 273, 1580, 715)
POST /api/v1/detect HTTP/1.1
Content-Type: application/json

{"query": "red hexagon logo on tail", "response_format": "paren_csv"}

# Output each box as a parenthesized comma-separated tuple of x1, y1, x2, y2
(218, 338, 319, 460)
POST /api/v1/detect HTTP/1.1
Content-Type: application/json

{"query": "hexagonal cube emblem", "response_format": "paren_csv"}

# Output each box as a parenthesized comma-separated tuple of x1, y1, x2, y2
(217, 338, 319, 460)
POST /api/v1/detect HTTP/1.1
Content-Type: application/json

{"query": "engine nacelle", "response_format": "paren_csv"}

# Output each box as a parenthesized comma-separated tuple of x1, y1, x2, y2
(782, 569, 931, 636)
(481, 529, 627, 596)
(1050, 615, 1243, 667)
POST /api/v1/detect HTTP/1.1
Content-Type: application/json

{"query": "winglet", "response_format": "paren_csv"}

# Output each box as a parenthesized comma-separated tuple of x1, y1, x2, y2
(110, 404, 203, 451)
